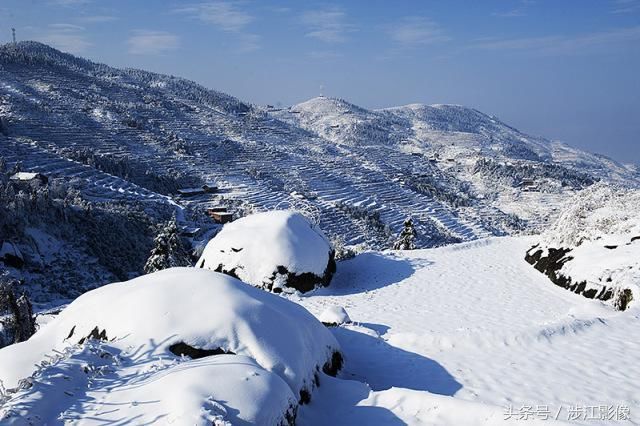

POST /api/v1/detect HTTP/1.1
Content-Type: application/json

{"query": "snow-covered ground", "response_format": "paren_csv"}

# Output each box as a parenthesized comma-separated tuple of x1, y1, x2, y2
(1, 236, 637, 424)
(289, 237, 639, 425)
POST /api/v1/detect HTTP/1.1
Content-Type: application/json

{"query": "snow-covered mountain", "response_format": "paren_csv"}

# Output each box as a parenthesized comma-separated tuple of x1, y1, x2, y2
(1, 41, 638, 299)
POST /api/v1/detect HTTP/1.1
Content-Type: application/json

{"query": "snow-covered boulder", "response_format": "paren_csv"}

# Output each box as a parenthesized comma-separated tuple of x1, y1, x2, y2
(319, 306, 352, 326)
(197, 210, 336, 293)
(525, 183, 640, 310)
(0, 268, 342, 424)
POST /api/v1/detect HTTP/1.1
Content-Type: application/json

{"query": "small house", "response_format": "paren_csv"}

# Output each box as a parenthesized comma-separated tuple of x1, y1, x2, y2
(10, 172, 48, 189)
(209, 212, 234, 224)
(177, 184, 218, 197)
(10, 172, 48, 185)
(177, 187, 206, 196)
(206, 206, 228, 218)
(518, 179, 539, 192)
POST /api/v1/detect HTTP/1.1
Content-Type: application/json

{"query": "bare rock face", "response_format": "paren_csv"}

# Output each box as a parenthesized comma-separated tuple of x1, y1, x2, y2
(197, 211, 336, 293)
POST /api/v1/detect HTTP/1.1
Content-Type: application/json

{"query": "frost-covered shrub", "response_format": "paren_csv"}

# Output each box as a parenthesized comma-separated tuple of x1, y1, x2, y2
(330, 235, 366, 261)
(394, 218, 417, 250)
(335, 202, 393, 244)
(197, 211, 336, 293)
(540, 183, 640, 248)
(526, 183, 640, 310)
(403, 175, 474, 207)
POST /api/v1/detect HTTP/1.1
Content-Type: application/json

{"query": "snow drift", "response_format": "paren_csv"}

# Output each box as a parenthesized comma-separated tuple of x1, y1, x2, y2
(526, 183, 640, 310)
(0, 268, 342, 424)
(197, 210, 336, 293)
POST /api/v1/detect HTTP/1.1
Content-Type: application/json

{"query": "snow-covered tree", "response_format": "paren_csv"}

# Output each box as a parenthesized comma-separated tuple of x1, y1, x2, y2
(0, 281, 36, 346)
(393, 218, 417, 250)
(143, 218, 191, 274)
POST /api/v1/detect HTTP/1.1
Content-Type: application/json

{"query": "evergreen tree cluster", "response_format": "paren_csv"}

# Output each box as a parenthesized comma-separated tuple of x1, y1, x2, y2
(143, 219, 192, 274)
(0, 280, 36, 347)
(0, 157, 171, 297)
(472, 158, 596, 190)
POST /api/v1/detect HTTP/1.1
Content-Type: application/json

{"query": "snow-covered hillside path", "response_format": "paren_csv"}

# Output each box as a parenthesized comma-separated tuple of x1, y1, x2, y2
(291, 237, 640, 425)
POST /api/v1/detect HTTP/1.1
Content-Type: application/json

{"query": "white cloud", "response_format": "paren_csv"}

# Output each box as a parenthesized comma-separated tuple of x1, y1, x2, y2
(175, 2, 260, 51)
(176, 1, 253, 32)
(302, 7, 354, 43)
(39, 23, 91, 54)
(611, 0, 640, 14)
(127, 30, 180, 55)
(48, 0, 91, 6)
(387, 17, 450, 46)
(49, 23, 85, 31)
(78, 15, 118, 23)
(475, 26, 640, 55)
(492, 0, 535, 18)
(493, 8, 527, 18)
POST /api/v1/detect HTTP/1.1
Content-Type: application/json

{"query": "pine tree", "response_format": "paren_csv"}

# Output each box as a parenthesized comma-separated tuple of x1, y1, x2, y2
(393, 218, 417, 250)
(143, 218, 191, 274)
(0, 281, 36, 345)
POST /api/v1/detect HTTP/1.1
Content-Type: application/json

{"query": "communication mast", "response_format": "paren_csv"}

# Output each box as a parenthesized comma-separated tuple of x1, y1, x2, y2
(11, 28, 16, 43)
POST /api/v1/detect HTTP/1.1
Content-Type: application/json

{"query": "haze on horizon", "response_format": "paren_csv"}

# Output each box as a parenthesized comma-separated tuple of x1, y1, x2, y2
(2, 0, 639, 164)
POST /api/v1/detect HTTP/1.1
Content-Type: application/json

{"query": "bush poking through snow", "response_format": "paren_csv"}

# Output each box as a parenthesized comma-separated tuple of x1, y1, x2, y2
(0, 268, 342, 424)
(393, 218, 417, 250)
(331, 235, 367, 261)
(197, 211, 336, 293)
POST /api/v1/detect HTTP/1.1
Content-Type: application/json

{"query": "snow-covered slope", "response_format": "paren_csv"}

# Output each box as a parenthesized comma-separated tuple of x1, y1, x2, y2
(197, 211, 335, 293)
(289, 237, 640, 425)
(0, 268, 341, 424)
(2, 236, 638, 424)
(2, 41, 639, 301)
(526, 183, 640, 310)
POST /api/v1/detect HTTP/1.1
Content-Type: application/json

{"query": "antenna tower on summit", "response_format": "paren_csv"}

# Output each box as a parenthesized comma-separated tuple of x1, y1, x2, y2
(12, 28, 16, 43)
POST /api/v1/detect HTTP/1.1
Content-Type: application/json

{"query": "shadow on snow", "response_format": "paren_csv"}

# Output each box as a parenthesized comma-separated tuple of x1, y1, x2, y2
(314, 252, 419, 296)
(333, 326, 462, 396)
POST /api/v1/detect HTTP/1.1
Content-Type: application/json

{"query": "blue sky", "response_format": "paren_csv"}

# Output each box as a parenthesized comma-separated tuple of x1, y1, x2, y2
(2, 0, 639, 164)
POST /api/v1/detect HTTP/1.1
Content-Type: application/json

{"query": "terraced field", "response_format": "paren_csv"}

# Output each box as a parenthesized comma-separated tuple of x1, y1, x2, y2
(2, 42, 635, 250)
